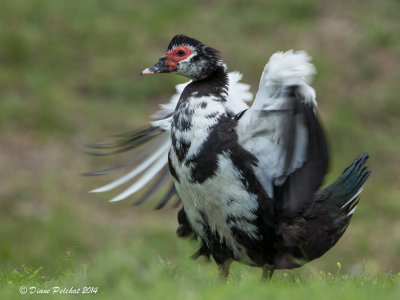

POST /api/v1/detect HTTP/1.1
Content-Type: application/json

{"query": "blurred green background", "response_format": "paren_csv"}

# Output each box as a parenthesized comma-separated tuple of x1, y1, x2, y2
(0, 0, 400, 298)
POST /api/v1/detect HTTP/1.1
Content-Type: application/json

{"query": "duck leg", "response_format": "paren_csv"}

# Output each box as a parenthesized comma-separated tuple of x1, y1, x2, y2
(261, 263, 275, 280)
(218, 259, 232, 281)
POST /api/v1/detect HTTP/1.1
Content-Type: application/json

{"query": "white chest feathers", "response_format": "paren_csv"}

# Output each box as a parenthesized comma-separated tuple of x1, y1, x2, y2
(172, 95, 226, 162)
(171, 152, 261, 262)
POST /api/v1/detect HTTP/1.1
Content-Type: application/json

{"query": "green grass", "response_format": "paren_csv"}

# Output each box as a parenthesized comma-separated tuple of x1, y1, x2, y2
(1, 234, 400, 300)
(1, 0, 400, 298)
(1, 226, 400, 300)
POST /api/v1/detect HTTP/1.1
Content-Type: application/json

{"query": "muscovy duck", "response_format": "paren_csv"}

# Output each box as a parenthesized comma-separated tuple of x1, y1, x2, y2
(87, 35, 371, 279)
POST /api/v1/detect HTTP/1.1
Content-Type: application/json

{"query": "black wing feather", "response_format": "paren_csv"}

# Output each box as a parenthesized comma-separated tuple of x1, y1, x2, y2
(276, 89, 329, 219)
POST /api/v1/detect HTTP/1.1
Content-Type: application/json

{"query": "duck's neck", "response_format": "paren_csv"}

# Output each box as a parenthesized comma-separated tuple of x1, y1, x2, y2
(171, 67, 229, 162)
(182, 66, 228, 99)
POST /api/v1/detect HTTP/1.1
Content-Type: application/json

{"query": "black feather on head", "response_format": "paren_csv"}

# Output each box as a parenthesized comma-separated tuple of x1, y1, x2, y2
(167, 35, 203, 51)
(167, 34, 221, 59)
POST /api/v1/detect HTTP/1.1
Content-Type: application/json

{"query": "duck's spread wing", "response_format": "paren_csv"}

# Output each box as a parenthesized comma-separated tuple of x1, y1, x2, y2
(87, 72, 253, 208)
(84, 81, 189, 208)
(236, 51, 329, 217)
(225, 71, 253, 114)
(85, 127, 177, 208)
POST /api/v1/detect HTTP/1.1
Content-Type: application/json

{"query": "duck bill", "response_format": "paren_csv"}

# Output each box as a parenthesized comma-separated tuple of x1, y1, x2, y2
(140, 57, 171, 75)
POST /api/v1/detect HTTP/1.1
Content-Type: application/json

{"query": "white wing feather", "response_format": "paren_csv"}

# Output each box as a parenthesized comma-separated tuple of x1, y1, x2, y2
(109, 150, 169, 202)
(237, 50, 317, 198)
(251, 50, 316, 110)
(89, 136, 170, 193)
(226, 71, 253, 114)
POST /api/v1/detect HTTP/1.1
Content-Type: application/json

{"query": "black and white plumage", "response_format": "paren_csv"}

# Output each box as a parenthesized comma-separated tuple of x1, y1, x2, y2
(88, 35, 370, 279)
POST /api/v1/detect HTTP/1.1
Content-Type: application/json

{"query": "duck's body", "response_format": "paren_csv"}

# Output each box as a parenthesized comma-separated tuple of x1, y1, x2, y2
(170, 69, 261, 265)
(89, 35, 370, 279)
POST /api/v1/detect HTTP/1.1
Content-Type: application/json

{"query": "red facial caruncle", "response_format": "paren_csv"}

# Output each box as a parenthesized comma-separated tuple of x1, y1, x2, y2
(141, 45, 194, 75)
(164, 46, 194, 72)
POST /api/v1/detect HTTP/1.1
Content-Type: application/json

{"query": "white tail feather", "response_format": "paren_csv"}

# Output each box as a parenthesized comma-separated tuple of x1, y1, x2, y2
(341, 187, 363, 209)
(347, 205, 358, 216)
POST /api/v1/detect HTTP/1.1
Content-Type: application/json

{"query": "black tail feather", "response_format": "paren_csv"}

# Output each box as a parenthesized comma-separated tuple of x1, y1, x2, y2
(295, 153, 371, 262)
(313, 152, 370, 211)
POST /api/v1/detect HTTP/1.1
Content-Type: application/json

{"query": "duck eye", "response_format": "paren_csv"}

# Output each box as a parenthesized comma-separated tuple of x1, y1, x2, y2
(176, 49, 186, 57)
